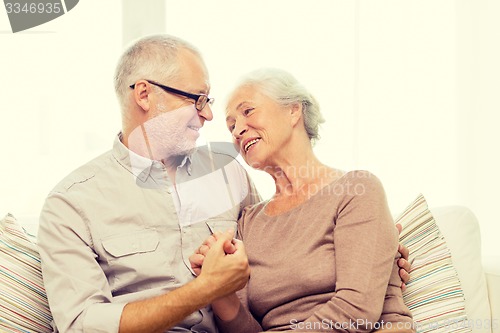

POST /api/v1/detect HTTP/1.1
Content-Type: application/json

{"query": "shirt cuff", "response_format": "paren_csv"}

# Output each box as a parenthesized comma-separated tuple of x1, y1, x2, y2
(83, 302, 126, 333)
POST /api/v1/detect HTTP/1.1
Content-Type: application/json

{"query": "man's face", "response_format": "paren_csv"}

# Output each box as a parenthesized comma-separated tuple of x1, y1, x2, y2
(130, 49, 213, 160)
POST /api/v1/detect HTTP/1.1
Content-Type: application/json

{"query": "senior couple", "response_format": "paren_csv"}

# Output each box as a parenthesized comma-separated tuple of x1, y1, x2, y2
(38, 35, 415, 333)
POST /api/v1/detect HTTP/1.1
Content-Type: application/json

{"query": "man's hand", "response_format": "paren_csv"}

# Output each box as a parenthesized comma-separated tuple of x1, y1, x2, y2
(190, 229, 237, 275)
(191, 230, 250, 299)
(120, 230, 247, 333)
(396, 223, 411, 291)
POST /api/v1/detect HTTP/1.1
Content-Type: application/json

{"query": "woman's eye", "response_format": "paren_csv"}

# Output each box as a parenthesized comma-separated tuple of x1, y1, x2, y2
(244, 108, 254, 115)
(228, 124, 235, 132)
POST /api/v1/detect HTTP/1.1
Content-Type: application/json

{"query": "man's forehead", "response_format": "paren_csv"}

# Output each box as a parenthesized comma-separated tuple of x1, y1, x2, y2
(173, 52, 211, 92)
(163, 70, 210, 93)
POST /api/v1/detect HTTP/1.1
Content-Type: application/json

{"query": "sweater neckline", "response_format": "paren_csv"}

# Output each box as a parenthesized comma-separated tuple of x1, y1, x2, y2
(262, 171, 349, 217)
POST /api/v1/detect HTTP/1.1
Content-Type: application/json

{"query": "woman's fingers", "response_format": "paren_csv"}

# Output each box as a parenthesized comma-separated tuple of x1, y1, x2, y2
(189, 253, 205, 276)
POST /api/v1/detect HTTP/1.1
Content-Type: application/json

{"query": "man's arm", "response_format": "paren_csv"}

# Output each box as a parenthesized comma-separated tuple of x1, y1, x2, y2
(39, 194, 249, 333)
(119, 232, 249, 333)
(39, 194, 125, 332)
(190, 231, 263, 333)
(119, 276, 213, 333)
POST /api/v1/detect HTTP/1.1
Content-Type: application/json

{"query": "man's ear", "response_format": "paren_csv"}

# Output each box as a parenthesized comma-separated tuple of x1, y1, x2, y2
(131, 80, 152, 113)
(290, 102, 303, 127)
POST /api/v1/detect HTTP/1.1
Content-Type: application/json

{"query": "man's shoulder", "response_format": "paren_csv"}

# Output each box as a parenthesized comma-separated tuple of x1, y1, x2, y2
(50, 150, 115, 194)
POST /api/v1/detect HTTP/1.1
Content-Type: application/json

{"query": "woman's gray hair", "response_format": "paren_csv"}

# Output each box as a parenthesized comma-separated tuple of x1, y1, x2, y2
(114, 34, 202, 109)
(233, 68, 325, 143)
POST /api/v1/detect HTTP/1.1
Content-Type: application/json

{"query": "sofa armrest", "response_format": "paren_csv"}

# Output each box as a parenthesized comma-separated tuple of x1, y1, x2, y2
(483, 256, 500, 333)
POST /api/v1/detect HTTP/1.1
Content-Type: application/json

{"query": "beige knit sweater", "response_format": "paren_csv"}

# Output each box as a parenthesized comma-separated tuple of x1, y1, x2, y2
(216, 171, 414, 333)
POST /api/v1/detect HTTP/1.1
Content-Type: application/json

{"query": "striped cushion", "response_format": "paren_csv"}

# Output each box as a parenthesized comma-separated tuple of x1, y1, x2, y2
(0, 213, 53, 333)
(396, 195, 470, 333)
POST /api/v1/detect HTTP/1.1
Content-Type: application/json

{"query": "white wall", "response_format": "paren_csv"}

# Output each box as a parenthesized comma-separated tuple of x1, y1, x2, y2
(1, 1, 498, 257)
(0, 1, 122, 217)
(163, 0, 500, 257)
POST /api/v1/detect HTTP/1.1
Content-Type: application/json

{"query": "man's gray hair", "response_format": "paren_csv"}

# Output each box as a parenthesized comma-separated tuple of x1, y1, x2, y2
(233, 68, 325, 143)
(114, 34, 202, 109)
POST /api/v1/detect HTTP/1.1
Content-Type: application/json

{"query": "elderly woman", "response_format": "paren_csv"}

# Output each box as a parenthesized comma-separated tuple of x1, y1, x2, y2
(192, 68, 415, 333)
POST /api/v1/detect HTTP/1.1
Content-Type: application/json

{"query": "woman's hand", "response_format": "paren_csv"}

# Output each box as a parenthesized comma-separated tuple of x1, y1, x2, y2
(189, 229, 238, 276)
(189, 231, 251, 322)
(194, 231, 250, 301)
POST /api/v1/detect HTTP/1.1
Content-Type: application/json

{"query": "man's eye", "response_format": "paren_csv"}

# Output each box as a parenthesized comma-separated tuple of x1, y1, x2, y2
(228, 124, 235, 132)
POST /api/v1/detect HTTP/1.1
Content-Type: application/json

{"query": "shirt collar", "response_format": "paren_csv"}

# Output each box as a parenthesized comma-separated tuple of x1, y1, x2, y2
(113, 132, 193, 181)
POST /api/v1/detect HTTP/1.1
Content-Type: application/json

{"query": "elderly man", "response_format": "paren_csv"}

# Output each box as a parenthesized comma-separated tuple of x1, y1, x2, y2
(38, 35, 411, 333)
(38, 35, 258, 333)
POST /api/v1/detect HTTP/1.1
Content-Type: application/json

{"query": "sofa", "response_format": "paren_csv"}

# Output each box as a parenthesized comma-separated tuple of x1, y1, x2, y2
(1, 194, 499, 332)
(424, 204, 499, 333)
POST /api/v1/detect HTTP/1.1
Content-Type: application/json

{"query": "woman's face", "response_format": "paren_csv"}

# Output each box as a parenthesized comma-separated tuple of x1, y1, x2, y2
(225, 85, 294, 170)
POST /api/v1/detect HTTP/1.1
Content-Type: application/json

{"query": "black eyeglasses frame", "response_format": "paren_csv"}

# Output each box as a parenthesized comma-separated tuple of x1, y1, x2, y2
(129, 80, 214, 111)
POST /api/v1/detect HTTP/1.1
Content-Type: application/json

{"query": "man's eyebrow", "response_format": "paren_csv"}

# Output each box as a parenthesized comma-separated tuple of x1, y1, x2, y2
(189, 83, 210, 94)
(198, 87, 210, 94)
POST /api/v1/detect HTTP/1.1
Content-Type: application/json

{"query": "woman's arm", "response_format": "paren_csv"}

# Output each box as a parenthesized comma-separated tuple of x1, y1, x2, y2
(189, 231, 263, 333)
(212, 293, 263, 333)
(302, 172, 413, 332)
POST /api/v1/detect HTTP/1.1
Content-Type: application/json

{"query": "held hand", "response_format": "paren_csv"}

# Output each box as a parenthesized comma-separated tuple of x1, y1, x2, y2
(396, 223, 411, 291)
(189, 253, 204, 276)
(190, 234, 217, 276)
(189, 229, 237, 276)
(198, 231, 250, 299)
(212, 229, 237, 254)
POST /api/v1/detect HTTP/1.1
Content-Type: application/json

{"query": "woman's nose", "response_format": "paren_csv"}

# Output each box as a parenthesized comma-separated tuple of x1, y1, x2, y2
(233, 122, 248, 139)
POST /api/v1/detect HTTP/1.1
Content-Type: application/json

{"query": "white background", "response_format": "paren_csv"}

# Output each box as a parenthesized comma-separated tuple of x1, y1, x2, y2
(0, 0, 499, 257)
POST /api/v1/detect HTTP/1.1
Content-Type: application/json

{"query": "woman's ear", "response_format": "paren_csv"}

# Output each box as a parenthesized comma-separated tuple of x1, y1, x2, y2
(131, 80, 152, 113)
(290, 102, 303, 127)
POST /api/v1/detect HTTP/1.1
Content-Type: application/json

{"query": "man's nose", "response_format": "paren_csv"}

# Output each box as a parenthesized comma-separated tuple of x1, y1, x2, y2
(199, 104, 213, 121)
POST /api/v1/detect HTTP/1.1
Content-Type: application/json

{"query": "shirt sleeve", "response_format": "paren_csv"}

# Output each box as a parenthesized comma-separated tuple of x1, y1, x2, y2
(302, 171, 400, 332)
(38, 191, 125, 333)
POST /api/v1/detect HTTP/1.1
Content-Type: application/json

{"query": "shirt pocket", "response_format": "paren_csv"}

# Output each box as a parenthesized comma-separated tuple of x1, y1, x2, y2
(102, 229, 159, 257)
(101, 229, 176, 291)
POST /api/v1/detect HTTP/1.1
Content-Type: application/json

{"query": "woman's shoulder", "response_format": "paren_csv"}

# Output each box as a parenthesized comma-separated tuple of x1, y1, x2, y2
(241, 200, 269, 218)
(329, 170, 387, 204)
(237, 200, 268, 238)
(240, 200, 267, 220)
(337, 170, 384, 189)
(341, 169, 380, 181)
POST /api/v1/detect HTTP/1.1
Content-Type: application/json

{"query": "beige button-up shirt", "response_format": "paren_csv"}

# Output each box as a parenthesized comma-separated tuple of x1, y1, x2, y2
(38, 135, 259, 333)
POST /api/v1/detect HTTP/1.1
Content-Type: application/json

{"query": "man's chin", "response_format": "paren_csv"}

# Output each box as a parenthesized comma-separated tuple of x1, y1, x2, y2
(176, 143, 198, 156)
(181, 146, 197, 156)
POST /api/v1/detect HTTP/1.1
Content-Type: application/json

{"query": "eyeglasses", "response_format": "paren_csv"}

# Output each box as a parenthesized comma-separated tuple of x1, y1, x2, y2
(129, 80, 214, 112)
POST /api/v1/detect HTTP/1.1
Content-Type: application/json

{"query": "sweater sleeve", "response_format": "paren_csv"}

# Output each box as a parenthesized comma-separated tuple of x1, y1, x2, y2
(215, 207, 264, 333)
(302, 171, 400, 332)
(214, 297, 263, 333)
